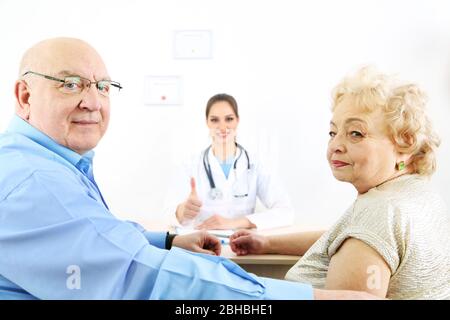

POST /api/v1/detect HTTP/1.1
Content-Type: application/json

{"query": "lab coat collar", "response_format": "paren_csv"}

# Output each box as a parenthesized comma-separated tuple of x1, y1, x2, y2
(206, 145, 250, 186)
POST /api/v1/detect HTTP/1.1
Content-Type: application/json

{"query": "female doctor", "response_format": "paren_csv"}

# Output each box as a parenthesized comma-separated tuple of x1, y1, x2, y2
(168, 93, 295, 230)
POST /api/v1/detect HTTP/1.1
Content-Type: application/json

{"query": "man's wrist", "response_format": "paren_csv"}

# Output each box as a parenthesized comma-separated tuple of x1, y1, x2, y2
(165, 232, 178, 249)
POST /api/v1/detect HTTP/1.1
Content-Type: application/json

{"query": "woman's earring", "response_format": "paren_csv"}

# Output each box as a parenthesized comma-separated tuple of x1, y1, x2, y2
(396, 161, 405, 171)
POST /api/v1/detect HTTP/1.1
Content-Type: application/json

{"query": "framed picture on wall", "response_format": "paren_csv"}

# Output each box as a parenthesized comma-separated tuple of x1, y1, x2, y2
(143, 75, 183, 106)
(173, 30, 213, 59)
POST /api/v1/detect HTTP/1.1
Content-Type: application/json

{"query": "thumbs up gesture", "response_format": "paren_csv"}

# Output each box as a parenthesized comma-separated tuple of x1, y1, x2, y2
(177, 177, 203, 224)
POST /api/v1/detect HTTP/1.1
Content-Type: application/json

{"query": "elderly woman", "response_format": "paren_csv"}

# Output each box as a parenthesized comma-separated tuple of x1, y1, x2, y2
(230, 67, 450, 299)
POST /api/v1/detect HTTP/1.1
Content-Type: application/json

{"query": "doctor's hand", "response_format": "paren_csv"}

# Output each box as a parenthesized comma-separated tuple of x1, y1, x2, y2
(196, 215, 256, 230)
(176, 177, 203, 224)
(172, 231, 222, 256)
(229, 230, 269, 256)
(195, 214, 236, 230)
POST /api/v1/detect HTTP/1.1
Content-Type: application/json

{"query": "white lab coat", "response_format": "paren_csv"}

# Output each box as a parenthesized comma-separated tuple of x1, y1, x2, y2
(164, 147, 295, 230)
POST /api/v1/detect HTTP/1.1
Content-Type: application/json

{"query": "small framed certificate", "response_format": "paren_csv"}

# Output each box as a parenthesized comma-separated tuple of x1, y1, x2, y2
(144, 75, 182, 106)
(173, 30, 213, 59)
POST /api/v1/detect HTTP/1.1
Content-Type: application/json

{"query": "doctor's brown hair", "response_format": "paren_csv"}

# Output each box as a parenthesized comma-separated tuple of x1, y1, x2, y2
(205, 93, 239, 119)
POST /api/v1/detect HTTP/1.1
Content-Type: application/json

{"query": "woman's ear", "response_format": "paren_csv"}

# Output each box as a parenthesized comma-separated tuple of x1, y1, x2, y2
(15, 80, 31, 120)
(393, 130, 416, 155)
(401, 131, 415, 147)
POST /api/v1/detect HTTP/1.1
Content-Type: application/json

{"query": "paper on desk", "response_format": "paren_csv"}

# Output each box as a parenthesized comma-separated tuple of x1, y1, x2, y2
(175, 226, 234, 238)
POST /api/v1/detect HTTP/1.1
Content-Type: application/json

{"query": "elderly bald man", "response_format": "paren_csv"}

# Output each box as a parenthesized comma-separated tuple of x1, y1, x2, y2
(0, 38, 377, 300)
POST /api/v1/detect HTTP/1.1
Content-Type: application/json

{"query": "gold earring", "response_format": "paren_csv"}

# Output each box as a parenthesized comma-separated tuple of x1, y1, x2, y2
(396, 161, 405, 171)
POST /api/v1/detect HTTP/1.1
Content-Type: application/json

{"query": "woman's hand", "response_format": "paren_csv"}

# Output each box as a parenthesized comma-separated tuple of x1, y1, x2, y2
(176, 178, 202, 224)
(229, 229, 269, 255)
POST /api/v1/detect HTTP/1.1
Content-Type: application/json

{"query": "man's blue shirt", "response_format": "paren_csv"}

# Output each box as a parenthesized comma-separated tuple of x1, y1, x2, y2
(0, 115, 313, 300)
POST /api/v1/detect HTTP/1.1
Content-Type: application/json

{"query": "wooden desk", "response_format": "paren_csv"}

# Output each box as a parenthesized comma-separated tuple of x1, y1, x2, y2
(221, 245, 299, 279)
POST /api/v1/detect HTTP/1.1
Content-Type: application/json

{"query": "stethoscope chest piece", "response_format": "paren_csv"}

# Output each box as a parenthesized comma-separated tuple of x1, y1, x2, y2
(209, 188, 223, 200)
(203, 143, 250, 201)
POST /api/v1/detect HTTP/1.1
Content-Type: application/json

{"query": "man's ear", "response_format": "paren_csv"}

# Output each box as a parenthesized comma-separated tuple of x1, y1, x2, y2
(15, 80, 31, 120)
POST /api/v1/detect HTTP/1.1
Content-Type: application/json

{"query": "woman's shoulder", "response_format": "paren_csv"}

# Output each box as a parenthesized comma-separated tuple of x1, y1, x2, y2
(352, 174, 446, 225)
(359, 175, 434, 205)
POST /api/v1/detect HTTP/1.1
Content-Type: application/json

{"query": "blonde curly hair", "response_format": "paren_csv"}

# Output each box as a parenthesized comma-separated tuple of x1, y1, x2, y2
(331, 66, 441, 175)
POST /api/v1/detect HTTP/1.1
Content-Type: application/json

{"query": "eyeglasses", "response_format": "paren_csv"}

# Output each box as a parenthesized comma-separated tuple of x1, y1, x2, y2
(22, 71, 122, 97)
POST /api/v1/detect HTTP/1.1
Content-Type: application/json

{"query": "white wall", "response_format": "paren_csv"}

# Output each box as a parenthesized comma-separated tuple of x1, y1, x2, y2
(1, 0, 449, 227)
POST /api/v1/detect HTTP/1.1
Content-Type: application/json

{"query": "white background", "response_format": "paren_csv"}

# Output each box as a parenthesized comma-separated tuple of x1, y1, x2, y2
(0, 0, 449, 228)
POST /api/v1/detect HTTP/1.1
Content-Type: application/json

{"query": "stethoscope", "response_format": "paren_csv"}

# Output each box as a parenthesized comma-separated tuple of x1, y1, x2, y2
(203, 143, 250, 200)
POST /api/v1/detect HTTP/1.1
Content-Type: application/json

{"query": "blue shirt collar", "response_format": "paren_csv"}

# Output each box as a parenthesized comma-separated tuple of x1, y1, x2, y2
(6, 115, 95, 167)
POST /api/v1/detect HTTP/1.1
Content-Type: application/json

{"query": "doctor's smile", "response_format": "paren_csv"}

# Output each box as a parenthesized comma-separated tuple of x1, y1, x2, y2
(215, 130, 231, 140)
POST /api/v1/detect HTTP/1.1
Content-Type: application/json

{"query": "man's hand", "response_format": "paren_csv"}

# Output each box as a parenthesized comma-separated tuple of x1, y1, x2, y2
(229, 229, 269, 255)
(172, 231, 221, 256)
(177, 178, 202, 224)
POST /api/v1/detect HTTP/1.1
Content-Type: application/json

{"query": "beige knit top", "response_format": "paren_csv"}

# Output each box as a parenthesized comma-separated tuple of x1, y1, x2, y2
(285, 174, 450, 299)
